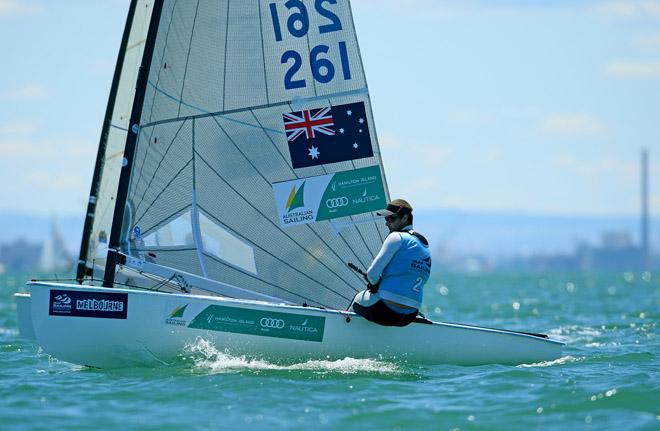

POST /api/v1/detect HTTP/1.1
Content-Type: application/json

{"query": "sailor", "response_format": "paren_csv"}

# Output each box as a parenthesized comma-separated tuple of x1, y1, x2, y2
(352, 199, 432, 326)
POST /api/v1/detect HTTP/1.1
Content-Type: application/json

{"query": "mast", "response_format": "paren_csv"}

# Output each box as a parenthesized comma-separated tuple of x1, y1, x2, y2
(75, 0, 140, 282)
(103, 0, 165, 287)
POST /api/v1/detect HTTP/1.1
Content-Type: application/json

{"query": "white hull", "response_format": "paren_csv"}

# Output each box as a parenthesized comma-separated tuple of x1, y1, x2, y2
(18, 282, 563, 368)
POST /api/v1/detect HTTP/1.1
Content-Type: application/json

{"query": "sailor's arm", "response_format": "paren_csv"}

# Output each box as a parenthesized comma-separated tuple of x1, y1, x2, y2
(366, 233, 402, 284)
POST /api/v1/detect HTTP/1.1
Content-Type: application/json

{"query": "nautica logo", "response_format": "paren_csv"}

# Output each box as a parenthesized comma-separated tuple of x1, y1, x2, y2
(286, 181, 306, 212)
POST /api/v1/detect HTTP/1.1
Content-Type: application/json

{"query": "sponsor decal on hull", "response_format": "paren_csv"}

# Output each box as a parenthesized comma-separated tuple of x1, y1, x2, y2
(165, 304, 189, 326)
(188, 305, 325, 342)
(49, 289, 128, 319)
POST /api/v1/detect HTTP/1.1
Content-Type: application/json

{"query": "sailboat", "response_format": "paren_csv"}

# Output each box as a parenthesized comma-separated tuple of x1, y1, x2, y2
(15, 0, 563, 368)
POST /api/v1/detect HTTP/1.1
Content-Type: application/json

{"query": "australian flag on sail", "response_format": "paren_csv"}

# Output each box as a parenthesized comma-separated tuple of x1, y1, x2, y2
(284, 101, 374, 169)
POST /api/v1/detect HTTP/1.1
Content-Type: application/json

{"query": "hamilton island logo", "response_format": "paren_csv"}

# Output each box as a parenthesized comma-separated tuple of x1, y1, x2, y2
(165, 304, 189, 326)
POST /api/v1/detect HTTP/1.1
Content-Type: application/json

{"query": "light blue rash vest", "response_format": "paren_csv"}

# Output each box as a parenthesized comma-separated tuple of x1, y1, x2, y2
(366, 226, 432, 311)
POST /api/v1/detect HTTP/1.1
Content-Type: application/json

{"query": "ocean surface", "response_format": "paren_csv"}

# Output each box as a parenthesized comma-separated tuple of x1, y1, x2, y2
(1, 271, 658, 430)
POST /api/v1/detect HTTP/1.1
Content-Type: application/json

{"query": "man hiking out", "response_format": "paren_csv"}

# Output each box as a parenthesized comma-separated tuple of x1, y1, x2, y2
(352, 199, 432, 326)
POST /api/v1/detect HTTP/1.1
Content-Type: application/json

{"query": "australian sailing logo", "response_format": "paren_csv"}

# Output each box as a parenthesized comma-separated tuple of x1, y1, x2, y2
(165, 304, 189, 326)
(282, 181, 314, 225)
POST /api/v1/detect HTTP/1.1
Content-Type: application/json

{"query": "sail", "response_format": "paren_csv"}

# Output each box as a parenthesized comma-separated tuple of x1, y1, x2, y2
(78, 0, 154, 277)
(112, 0, 389, 309)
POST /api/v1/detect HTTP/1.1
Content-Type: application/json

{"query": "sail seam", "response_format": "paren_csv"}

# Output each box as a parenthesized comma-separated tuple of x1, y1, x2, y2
(133, 118, 188, 217)
(177, 0, 201, 118)
(221, 0, 230, 112)
(257, 0, 270, 106)
(133, 158, 193, 227)
(132, 0, 178, 198)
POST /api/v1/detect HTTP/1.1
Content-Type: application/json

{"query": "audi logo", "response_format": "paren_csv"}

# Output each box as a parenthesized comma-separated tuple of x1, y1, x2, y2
(260, 318, 285, 329)
(325, 196, 349, 209)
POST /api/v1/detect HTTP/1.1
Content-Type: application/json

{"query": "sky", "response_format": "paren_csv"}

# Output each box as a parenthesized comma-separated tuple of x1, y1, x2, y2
(0, 0, 659, 219)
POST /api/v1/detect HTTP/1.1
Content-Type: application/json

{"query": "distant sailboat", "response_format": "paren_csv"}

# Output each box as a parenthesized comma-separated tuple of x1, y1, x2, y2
(38, 216, 73, 273)
(16, 0, 562, 368)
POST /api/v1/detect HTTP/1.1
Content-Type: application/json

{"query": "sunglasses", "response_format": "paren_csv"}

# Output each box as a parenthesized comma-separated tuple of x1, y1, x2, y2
(385, 214, 400, 222)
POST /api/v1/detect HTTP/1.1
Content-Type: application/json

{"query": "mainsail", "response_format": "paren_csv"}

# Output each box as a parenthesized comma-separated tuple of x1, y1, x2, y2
(85, 0, 390, 310)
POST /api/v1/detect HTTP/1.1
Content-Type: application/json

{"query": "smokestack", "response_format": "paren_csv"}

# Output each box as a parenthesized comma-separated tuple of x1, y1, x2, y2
(641, 148, 649, 260)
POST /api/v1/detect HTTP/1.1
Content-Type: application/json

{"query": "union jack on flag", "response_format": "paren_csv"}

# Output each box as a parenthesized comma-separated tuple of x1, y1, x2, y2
(283, 107, 335, 142)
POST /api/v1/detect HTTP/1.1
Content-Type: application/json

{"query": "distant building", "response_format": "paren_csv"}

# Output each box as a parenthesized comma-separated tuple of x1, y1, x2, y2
(0, 239, 42, 273)
(490, 149, 657, 272)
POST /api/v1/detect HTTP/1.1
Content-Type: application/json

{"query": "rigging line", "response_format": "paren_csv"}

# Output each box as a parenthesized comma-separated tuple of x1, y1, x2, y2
(139, 246, 197, 253)
(257, 0, 270, 106)
(133, 158, 193, 227)
(304, 29, 317, 98)
(194, 150, 359, 297)
(133, 0, 179, 192)
(249, 110, 368, 279)
(176, 0, 200, 118)
(136, 204, 189, 240)
(139, 86, 370, 130)
(208, 115, 361, 293)
(142, 82, 285, 134)
(126, 38, 146, 52)
(138, 199, 342, 304)
(201, 242, 327, 306)
(132, 118, 188, 217)
(110, 123, 129, 132)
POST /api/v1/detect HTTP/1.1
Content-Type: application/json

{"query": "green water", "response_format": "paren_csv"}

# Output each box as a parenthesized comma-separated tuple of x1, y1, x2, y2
(1, 271, 658, 430)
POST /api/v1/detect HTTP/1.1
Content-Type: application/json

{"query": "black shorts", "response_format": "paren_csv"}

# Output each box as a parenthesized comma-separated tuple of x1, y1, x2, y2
(352, 299, 418, 327)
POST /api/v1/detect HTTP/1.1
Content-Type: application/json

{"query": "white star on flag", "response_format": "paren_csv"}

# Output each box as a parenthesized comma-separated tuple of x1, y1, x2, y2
(347, 110, 352, 116)
(353, 143, 359, 149)
(359, 118, 364, 124)
(339, 128, 344, 134)
(308, 146, 320, 159)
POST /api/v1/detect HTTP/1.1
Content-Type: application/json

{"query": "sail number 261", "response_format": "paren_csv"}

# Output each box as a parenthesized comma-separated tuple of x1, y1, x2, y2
(269, 0, 352, 89)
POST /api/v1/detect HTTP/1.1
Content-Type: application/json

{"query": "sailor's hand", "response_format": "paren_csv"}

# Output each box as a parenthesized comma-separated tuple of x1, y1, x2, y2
(367, 282, 379, 293)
